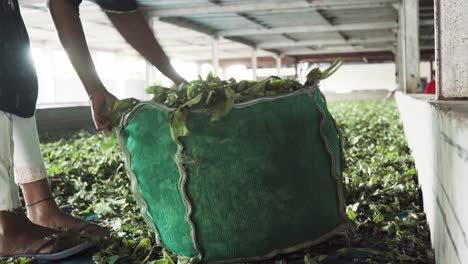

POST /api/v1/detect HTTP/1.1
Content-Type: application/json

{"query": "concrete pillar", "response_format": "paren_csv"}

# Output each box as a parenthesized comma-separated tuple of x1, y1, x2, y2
(211, 36, 220, 76)
(397, 7, 406, 91)
(397, 0, 420, 93)
(222, 65, 228, 80)
(302, 62, 310, 83)
(435, 0, 468, 99)
(251, 48, 258, 81)
(196, 63, 202, 79)
(275, 55, 282, 77)
(294, 61, 299, 80)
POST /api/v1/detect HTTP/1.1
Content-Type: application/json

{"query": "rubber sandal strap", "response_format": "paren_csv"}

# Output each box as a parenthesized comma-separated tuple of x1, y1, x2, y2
(25, 234, 60, 255)
(73, 222, 93, 233)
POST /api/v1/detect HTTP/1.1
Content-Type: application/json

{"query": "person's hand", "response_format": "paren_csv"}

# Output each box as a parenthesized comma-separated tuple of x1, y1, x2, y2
(172, 76, 187, 86)
(89, 89, 117, 132)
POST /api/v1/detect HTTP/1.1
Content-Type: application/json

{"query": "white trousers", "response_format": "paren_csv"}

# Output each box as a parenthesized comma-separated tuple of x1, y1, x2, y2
(0, 111, 48, 211)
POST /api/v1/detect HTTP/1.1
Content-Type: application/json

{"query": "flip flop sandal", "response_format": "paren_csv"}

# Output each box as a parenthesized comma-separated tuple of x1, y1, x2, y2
(0, 232, 96, 261)
(68, 222, 110, 238)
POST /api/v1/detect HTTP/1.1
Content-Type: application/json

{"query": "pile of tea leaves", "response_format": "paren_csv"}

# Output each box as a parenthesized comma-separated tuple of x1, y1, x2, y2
(113, 60, 342, 139)
(5, 100, 434, 264)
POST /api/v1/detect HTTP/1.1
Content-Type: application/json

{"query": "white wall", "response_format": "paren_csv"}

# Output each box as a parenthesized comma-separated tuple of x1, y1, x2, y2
(420, 61, 432, 81)
(396, 92, 468, 264)
(320, 62, 397, 92)
(317, 62, 433, 93)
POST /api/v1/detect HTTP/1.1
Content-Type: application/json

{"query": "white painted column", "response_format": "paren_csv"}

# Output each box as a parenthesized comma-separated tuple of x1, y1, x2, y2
(211, 36, 220, 76)
(294, 61, 299, 80)
(300, 62, 309, 83)
(275, 55, 282, 77)
(397, 3, 407, 92)
(196, 63, 202, 79)
(221, 65, 228, 80)
(251, 48, 258, 81)
(397, 0, 420, 93)
(435, 0, 468, 99)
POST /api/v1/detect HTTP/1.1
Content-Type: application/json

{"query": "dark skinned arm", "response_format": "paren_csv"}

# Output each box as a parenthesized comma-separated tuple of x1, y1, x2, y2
(48, 0, 116, 131)
(106, 10, 186, 86)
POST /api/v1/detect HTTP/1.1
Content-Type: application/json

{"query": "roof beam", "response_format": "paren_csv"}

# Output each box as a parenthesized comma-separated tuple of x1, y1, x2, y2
(236, 12, 298, 42)
(159, 17, 259, 48)
(296, 51, 396, 63)
(199, 56, 297, 68)
(296, 49, 435, 63)
(198, 49, 435, 65)
(313, 9, 350, 49)
(159, 17, 217, 36)
(207, 0, 300, 46)
(284, 46, 395, 56)
(258, 36, 396, 49)
(151, 0, 400, 17)
(143, 0, 206, 5)
(158, 17, 283, 56)
(220, 22, 398, 36)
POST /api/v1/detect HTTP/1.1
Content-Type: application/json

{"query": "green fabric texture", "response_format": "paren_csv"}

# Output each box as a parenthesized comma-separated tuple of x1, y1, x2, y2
(120, 89, 351, 263)
(123, 107, 197, 257)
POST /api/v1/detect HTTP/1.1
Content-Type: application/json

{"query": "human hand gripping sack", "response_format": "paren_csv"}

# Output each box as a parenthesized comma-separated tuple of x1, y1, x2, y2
(89, 89, 117, 133)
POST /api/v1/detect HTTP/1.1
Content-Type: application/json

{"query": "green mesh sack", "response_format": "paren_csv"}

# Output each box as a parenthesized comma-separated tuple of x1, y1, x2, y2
(118, 87, 354, 263)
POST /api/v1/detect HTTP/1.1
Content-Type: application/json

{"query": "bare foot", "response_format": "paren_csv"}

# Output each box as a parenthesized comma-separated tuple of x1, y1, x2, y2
(21, 179, 109, 237)
(27, 199, 110, 237)
(0, 209, 58, 256)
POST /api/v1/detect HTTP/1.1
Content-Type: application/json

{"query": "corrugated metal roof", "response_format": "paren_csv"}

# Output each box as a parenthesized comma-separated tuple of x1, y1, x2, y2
(19, 0, 434, 62)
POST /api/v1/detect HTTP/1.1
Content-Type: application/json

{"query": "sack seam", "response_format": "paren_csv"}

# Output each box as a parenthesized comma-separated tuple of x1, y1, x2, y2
(174, 138, 204, 262)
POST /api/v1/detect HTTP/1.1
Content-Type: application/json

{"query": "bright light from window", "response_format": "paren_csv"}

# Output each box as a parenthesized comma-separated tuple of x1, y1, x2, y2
(201, 63, 214, 78)
(171, 60, 198, 81)
(226, 65, 248, 80)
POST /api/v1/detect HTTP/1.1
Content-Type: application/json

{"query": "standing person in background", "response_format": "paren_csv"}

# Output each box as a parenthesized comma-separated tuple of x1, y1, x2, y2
(424, 71, 436, 94)
(48, 0, 186, 131)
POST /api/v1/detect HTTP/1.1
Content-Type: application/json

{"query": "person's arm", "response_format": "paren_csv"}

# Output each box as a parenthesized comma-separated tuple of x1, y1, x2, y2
(48, 0, 116, 131)
(105, 10, 185, 85)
